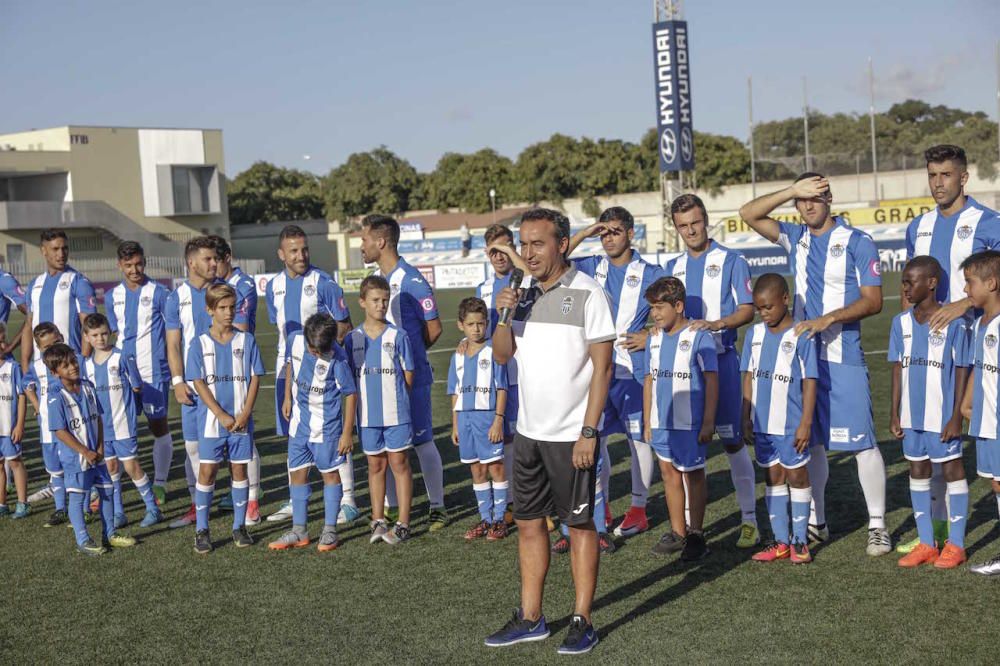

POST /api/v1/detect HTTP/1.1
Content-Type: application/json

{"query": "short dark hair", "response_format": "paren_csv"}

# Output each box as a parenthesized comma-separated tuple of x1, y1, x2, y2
(359, 275, 390, 299)
(598, 206, 634, 231)
(924, 144, 967, 170)
(207, 234, 232, 260)
(205, 283, 236, 310)
(458, 297, 488, 322)
(904, 255, 943, 282)
(279, 225, 307, 244)
(960, 250, 1000, 282)
(117, 241, 144, 261)
(644, 276, 686, 306)
(519, 208, 570, 244)
(33, 322, 62, 344)
(361, 214, 400, 248)
(793, 171, 833, 199)
(185, 236, 217, 259)
(670, 194, 708, 225)
(43, 343, 78, 375)
(752, 273, 789, 297)
(83, 312, 110, 332)
(484, 224, 514, 245)
(303, 312, 338, 355)
(40, 229, 67, 244)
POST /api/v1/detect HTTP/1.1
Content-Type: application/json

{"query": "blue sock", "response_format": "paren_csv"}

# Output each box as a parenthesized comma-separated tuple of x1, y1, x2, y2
(98, 485, 114, 540)
(491, 481, 509, 523)
(290, 483, 310, 530)
(561, 523, 569, 538)
(946, 479, 969, 548)
(593, 483, 607, 534)
(909, 477, 933, 545)
(324, 483, 343, 527)
(231, 480, 249, 530)
(51, 474, 66, 511)
(133, 474, 158, 513)
(473, 482, 492, 522)
(68, 491, 89, 545)
(111, 474, 124, 516)
(765, 484, 790, 545)
(789, 485, 812, 545)
(195, 483, 214, 532)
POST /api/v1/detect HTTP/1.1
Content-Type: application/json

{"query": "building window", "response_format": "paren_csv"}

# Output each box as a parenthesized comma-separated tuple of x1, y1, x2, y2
(68, 235, 103, 252)
(172, 166, 214, 214)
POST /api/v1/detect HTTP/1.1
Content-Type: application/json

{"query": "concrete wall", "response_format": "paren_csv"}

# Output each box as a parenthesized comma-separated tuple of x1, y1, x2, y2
(230, 219, 343, 273)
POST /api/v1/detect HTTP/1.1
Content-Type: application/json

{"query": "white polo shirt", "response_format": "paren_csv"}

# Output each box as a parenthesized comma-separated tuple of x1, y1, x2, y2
(511, 267, 616, 441)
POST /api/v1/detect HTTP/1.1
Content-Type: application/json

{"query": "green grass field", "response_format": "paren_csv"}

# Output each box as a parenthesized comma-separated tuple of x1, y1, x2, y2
(2, 276, 999, 664)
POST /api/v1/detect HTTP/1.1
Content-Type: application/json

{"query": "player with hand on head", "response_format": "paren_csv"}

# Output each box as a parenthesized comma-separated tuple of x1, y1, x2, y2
(23, 323, 67, 526)
(0, 323, 28, 519)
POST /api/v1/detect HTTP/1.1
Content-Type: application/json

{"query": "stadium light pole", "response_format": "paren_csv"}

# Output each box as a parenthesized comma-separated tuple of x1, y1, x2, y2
(489, 188, 496, 224)
(803, 76, 811, 172)
(996, 40, 999, 162)
(748, 75, 757, 198)
(868, 57, 879, 201)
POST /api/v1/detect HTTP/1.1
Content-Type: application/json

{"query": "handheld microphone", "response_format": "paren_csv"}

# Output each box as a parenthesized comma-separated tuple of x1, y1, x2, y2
(497, 268, 525, 327)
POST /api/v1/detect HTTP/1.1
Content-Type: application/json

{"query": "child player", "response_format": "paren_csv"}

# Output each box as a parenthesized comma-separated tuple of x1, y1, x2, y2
(643, 276, 717, 562)
(24, 323, 67, 527)
(0, 323, 28, 519)
(269, 313, 357, 552)
(448, 297, 509, 541)
(81, 313, 163, 529)
(184, 284, 264, 554)
(960, 251, 1000, 575)
(741, 274, 818, 564)
(46, 343, 136, 555)
(345, 275, 416, 545)
(889, 256, 970, 568)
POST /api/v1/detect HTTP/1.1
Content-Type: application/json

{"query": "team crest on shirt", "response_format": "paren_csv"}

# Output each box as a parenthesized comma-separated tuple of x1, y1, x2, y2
(233, 347, 245, 360)
(316, 362, 328, 375)
(929, 331, 945, 347)
(479, 358, 490, 370)
(986, 334, 998, 349)
(391, 283, 400, 294)
(382, 341, 395, 354)
(108, 365, 118, 377)
(781, 340, 794, 354)
(304, 285, 316, 297)
(679, 340, 692, 352)
(0, 372, 9, 383)
(957, 225, 973, 240)
(561, 295, 574, 315)
(59, 282, 69, 290)
(141, 296, 152, 306)
(706, 264, 721, 278)
(829, 244, 845, 258)
(626, 275, 640, 288)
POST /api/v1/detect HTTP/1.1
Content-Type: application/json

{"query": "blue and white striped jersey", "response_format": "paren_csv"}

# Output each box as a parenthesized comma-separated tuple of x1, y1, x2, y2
(775, 219, 882, 365)
(0, 270, 27, 324)
(48, 381, 103, 469)
(184, 331, 265, 438)
(477, 271, 514, 338)
(345, 324, 414, 428)
(906, 196, 1000, 304)
(28, 267, 96, 353)
(82, 350, 142, 443)
(664, 241, 753, 353)
(227, 267, 258, 335)
(376, 258, 439, 387)
(24, 357, 62, 444)
(647, 326, 718, 431)
(0, 357, 23, 438)
(448, 343, 508, 412)
(574, 251, 664, 381)
(286, 331, 356, 442)
(968, 313, 1000, 439)
(166, 279, 247, 388)
(266, 267, 349, 371)
(740, 323, 819, 436)
(106, 279, 171, 384)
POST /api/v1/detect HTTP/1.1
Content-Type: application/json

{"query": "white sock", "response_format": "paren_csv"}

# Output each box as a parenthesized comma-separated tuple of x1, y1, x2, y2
(152, 434, 173, 486)
(248, 444, 261, 501)
(503, 448, 515, 506)
(385, 465, 398, 507)
(184, 440, 199, 502)
(415, 442, 445, 509)
(727, 446, 757, 526)
(855, 447, 887, 529)
(806, 449, 829, 526)
(682, 473, 691, 527)
(599, 437, 611, 513)
(628, 438, 655, 508)
(339, 456, 356, 505)
(929, 462, 947, 522)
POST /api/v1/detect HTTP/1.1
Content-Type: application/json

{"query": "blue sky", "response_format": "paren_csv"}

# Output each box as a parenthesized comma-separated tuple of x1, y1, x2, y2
(2, 0, 998, 175)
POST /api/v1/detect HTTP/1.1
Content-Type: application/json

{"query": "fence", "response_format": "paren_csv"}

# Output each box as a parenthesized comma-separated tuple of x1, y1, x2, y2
(0, 256, 266, 286)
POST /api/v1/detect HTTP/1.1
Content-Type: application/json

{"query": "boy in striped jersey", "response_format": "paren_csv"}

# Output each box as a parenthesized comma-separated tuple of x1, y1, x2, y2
(643, 277, 717, 562)
(346, 276, 416, 545)
(0, 323, 28, 519)
(960, 251, 1000, 575)
(81, 313, 163, 529)
(448, 297, 509, 541)
(269, 313, 357, 552)
(741, 274, 818, 564)
(889, 257, 970, 569)
(24, 323, 67, 527)
(184, 284, 265, 554)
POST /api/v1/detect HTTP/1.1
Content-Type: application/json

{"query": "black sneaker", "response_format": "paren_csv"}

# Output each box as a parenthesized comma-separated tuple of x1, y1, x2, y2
(194, 529, 213, 555)
(232, 526, 254, 548)
(484, 609, 550, 647)
(44, 509, 68, 528)
(556, 614, 599, 655)
(598, 533, 616, 554)
(651, 530, 684, 555)
(680, 531, 709, 561)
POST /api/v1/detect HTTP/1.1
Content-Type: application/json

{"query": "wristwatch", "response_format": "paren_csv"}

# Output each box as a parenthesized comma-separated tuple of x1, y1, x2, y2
(581, 426, 598, 440)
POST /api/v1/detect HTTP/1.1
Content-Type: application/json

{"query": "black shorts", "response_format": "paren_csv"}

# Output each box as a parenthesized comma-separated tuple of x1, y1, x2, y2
(512, 433, 597, 527)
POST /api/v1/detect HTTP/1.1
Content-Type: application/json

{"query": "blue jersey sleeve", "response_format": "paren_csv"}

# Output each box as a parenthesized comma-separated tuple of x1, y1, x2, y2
(233, 284, 250, 328)
(23, 366, 37, 391)
(125, 354, 141, 390)
(905, 221, 916, 260)
(265, 279, 278, 325)
(739, 332, 752, 372)
(184, 340, 204, 382)
(405, 274, 439, 322)
(798, 334, 820, 379)
(973, 213, 1000, 252)
(74, 275, 97, 314)
(852, 233, 882, 287)
(47, 393, 68, 432)
(104, 290, 119, 333)
(952, 320, 972, 367)
(887, 316, 903, 363)
(776, 222, 804, 252)
(447, 355, 459, 395)
(334, 351, 356, 396)
(571, 255, 600, 278)
(730, 254, 753, 306)
(12, 364, 23, 395)
(285, 331, 301, 363)
(320, 276, 350, 322)
(247, 336, 265, 377)
(164, 292, 180, 331)
(695, 332, 718, 373)
(0, 273, 26, 308)
(397, 330, 415, 372)
(493, 360, 508, 391)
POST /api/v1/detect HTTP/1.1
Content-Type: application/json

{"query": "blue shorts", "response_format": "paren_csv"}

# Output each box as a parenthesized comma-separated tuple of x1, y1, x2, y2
(104, 437, 139, 461)
(181, 399, 200, 442)
(288, 436, 346, 473)
(753, 432, 810, 469)
(0, 436, 21, 460)
(651, 428, 706, 471)
(599, 377, 643, 441)
(976, 437, 1000, 479)
(64, 463, 112, 493)
(715, 349, 742, 443)
(813, 361, 876, 452)
(457, 411, 504, 464)
(199, 432, 253, 465)
(410, 382, 434, 445)
(360, 424, 413, 455)
(902, 429, 962, 464)
(41, 441, 62, 475)
(137, 380, 169, 420)
(504, 384, 519, 439)
(275, 372, 289, 437)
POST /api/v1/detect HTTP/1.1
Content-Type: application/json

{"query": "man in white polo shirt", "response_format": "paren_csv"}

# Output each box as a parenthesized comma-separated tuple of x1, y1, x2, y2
(485, 208, 614, 656)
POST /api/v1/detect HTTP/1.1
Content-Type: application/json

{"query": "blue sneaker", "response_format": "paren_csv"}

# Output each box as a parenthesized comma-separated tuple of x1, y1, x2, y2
(338, 503, 361, 525)
(12, 502, 30, 519)
(219, 493, 234, 511)
(485, 609, 550, 647)
(139, 507, 163, 528)
(114, 513, 128, 529)
(556, 615, 598, 655)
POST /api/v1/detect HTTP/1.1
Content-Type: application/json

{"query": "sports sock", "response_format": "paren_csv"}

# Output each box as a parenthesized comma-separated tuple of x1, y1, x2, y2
(132, 474, 158, 513)
(765, 484, 790, 544)
(415, 443, 445, 509)
(290, 483, 310, 532)
(473, 482, 492, 522)
(806, 450, 828, 526)
(855, 447, 887, 529)
(152, 434, 173, 486)
(231, 479, 249, 530)
(503, 451, 515, 506)
(996, 493, 1000, 521)
(110, 472, 124, 517)
(929, 463, 947, 522)
(98, 484, 114, 540)
(946, 479, 969, 548)
(184, 441, 200, 502)
(338, 457, 356, 506)
(51, 472, 66, 512)
(491, 481, 509, 523)
(248, 445, 261, 501)
(385, 466, 398, 508)
(68, 491, 88, 546)
(323, 482, 343, 528)
(909, 477, 933, 545)
(195, 483, 214, 532)
(789, 486, 812, 545)
(682, 473, 691, 528)
(727, 447, 757, 526)
(560, 523, 569, 538)
(628, 437, 655, 509)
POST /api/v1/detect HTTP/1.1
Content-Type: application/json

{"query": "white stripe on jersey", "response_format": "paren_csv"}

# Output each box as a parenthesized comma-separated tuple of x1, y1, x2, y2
(0, 360, 15, 435)
(595, 255, 646, 377)
(648, 333, 663, 427)
(175, 283, 197, 388)
(287, 335, 327, 441)
(950, 207, 985, 301)
(819, 225, 851, 363)
(272, 271, 323, 371)
(899, 315, 913, 429)
(670, 328, 697, 427)
(387, 270, 404, 328)
(349, 333, 369, 425)
(474, 346, 492, 411)
(57, 385, 93, 469)
(31, 271, 75, 346)
(750, 327, 798, 434)
(135, 282, 158, 382)
(31, 358, 55, 444)
(977, 317, 1000, 439)
(86, 355, 132, 441)
(380, 327, 400, 422)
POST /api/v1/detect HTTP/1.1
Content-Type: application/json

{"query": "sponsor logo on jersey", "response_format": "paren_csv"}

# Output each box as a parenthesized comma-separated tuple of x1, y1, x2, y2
(829, 427, 850, 443)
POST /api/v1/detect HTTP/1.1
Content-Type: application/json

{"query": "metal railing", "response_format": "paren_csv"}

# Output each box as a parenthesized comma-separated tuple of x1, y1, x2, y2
(0, 256, 266, 286)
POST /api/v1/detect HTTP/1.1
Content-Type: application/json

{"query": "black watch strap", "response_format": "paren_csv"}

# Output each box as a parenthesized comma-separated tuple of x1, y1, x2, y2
(581, 426, 598, 439)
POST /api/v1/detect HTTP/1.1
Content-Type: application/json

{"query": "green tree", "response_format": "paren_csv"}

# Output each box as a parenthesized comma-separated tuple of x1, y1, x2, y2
(324, 146, 419, 223)
(227, 161, 323, 225)
(423, 149, 515, 213)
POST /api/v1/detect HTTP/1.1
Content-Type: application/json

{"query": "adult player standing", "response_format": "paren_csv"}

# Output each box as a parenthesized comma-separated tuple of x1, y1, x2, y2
(740, 173, 890, 556)
(0, 267, 29, 356)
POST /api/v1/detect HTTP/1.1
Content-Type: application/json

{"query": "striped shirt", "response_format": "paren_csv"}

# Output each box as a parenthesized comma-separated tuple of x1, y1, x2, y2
(648, 325, 718, 431)
(0, 357, 23, 437)
(48, 381, 103, 470)
(184, 331, 265, 438)
(345, 324, 413, 428)
(227, 267, 258, 335)
(448, 342, 507, 412)
(0, 271, 27, 324)
(968, 313, 1000, 439)
(375, 258, 439, 386)
(266, 267, 349, 372)
(82, 350, 142, 442)
(106, 279, 171, 384)
(24, 358, 62, 444)
(28, 267, 96, 353)
(740, 323, 819, 436)
(286, 331, 356, 443)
